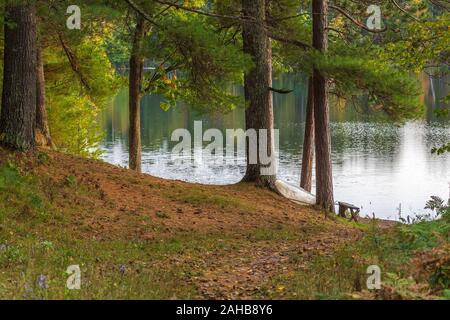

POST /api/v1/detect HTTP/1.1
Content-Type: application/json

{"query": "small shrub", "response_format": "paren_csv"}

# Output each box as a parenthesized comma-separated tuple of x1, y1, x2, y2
(37, 152, 50, 164)
(64, 175, 77, 187)
(156, 211, 169, 219)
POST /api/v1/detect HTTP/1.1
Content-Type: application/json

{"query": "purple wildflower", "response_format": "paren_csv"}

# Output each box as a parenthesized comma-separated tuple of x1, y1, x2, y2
(37, 275, 49, 289)
(119, 265, 126, 275)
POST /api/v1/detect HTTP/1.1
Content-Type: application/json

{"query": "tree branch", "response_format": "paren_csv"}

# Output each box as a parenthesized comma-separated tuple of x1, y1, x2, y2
(428, 0, 450, 11)
(57, 33, 91, 91)
(329, 5, 387, 33)
(390, 0, 421, 22)
(270, 87, 294, 94)
(153, 0, 255, 23)
(125, 0, 312, 50)
(268, 31, 311, 49)
(124, 0, 161, 27)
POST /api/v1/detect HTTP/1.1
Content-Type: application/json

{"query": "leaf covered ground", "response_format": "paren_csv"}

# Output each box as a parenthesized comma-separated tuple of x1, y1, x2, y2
(0, 148, 447, 300)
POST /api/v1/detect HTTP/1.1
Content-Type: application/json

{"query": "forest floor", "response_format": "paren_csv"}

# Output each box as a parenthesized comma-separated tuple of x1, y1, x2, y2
(0, 148, 448, 300)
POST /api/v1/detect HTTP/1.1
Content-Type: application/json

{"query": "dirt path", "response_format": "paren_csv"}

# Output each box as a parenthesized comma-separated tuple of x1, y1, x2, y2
(195, 229, 362, 299)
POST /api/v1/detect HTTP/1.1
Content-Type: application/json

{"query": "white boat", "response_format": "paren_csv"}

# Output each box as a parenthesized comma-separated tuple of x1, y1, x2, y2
(275, 180, 316, 206)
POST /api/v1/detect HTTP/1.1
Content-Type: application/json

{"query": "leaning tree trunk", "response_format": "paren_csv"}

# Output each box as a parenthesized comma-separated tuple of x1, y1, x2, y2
(313, 0, 335, 212)
(129, 15, 147, 173)
(300, 78, 314, 192)
(35, 42, 53, 148)
(241, 0, 276, 189)
(0, 3, 37, 151)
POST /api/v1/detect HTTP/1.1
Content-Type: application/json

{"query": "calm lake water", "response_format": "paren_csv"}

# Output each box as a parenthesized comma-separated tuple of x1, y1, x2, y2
(100, 74, 450, 220)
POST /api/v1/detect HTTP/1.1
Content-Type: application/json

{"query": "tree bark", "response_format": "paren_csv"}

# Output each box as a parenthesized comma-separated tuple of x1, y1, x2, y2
(129, 15, 147, 173)
(312, 0, 335, 212)
(0, 3, 37, 151)
(300, 78, 314, 192)
(35, 42, 53, 148)
(241, 0, 276, 189)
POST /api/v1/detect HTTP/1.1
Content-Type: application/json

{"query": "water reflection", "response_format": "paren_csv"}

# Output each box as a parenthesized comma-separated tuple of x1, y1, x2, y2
(100, 75, 450, 220)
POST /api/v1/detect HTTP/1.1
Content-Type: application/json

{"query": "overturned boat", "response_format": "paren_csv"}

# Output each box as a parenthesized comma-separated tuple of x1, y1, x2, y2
(275, 180, 316, 206)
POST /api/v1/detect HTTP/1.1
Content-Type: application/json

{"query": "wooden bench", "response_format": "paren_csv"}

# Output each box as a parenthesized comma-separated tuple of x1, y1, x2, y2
(338, 202, 360, 222)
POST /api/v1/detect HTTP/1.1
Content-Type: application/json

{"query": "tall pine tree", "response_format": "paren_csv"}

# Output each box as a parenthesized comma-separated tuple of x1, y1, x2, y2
(0, 1, 37, 151)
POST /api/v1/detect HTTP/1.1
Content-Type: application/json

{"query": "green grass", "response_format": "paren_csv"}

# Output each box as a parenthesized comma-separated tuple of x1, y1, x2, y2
(0, 238, 196, 299)
(0, 162, 199, 299)
(155, 211, 169, 219)
(263, 250, 365, 300)
(169, 188, 255, 211)
(0, 227, 249, 299)
(0, 162, 53, 224)
(263, 213, 450, 300)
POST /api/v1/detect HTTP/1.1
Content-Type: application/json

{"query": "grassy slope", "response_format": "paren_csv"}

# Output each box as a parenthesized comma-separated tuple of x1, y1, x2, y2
(0, 148, 448, 300)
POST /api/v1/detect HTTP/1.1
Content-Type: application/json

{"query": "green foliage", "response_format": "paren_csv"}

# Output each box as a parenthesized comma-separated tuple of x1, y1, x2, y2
(381, 206, 449, 296)
(143, 10, 252, 113)
(47, 94, 105, 158)
(45, 36, 120, 157)
(317, 52, 424, 121)
(169, 188, 255, 211)
(104, 27, 131, 68)
(432, 143, 450, 155)
(155, 211, 169, 219)
(27, 0, 124, 157)
(274, 0, 446, 124)
(432, 106, 450, 154)
(444, 289, 450, 299)
(265, 195, 450, 300)
(429, 258, 450, 291)
(63, 175, 77, 188)
(379, 10, 450, 153)
(381, 14, 450, 73)
(425, 196, 450, 219)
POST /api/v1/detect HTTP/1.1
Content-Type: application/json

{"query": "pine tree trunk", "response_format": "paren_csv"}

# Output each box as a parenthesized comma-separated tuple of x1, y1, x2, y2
(0, 3, 37, 151)
(129, 16, 147, 173)
(35, 42, 53, 148)
(312, 0, 335, 212)
(241, 0, 276, 189)
(300, 78, 314, 192)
